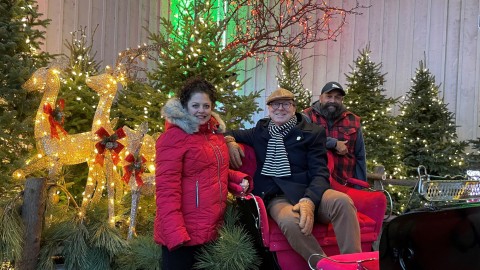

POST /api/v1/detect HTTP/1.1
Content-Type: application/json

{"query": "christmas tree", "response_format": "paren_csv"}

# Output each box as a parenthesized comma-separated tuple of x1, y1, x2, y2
(344, 46, 401, 176)
(467, 138, 480, 169)
(59, 26, 100, 134)
(148, 0, 364, 130)
(0, 0, 52, 265)
(112, 82, 165, 134)
(1, 0, 367, 268)
(0, 0, 52, 186)
(397, 60, 468, 177)
(56, 27, 103, 198)
(148, 0, 262, 131)
(276, 50, 312, 111)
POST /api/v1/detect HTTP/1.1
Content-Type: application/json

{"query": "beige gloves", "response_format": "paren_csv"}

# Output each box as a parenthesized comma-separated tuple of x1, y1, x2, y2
(292, 198, 315, 236)
(225, 136, 244, 169)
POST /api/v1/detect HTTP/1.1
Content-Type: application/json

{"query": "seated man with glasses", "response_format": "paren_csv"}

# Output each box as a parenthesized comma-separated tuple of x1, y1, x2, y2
(269, 100, 294, 110)
(225, 88, 361, 266)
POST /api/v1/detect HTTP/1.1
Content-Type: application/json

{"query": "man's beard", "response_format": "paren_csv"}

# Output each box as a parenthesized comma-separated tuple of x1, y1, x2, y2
(319, 102, 346, 120)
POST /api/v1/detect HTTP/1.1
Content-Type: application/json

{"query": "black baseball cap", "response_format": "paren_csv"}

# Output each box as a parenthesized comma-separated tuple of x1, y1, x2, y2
(321, 81, 345, 96)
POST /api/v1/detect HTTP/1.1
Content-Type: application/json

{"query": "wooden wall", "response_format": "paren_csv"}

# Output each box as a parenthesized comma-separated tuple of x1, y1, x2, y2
(36, 0, 480, 141)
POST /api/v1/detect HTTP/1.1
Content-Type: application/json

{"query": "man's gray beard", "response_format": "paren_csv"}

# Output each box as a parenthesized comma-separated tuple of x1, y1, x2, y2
(319, 102, 346, 120)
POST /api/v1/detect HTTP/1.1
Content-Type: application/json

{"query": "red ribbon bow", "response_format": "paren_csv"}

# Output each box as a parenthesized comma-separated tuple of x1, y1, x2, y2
(122, 153, 147, 186)
(95, 127, 126, 166)
(43, 99, 67, 139)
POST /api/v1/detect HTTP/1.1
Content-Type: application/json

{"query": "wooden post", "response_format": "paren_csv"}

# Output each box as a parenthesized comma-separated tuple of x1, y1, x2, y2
(16, 177, 47, 270)
(373, 165, 385, 190)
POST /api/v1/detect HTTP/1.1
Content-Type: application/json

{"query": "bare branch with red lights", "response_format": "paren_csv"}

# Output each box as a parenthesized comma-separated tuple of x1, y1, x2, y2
(223, 0, 368, 67)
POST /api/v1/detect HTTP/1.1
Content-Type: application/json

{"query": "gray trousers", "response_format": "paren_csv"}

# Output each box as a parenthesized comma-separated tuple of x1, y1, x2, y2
(267, 189, 361, 266)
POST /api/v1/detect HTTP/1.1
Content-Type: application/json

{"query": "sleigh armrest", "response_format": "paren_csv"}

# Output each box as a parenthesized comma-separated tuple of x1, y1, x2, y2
(243, 194, 270, 248)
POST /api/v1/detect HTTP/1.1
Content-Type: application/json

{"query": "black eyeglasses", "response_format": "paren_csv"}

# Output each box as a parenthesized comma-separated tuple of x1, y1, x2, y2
(269, 101, 294, 110)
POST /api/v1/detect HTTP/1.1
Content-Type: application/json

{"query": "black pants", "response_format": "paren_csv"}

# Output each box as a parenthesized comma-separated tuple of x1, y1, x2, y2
(161, 245, 201, 270)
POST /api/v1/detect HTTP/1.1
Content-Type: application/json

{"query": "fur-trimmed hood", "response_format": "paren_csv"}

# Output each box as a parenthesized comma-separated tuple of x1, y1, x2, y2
(161, 98, 226, 134)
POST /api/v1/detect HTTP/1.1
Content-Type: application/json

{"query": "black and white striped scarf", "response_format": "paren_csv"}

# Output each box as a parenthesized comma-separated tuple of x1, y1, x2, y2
(261, 116, 297, 177)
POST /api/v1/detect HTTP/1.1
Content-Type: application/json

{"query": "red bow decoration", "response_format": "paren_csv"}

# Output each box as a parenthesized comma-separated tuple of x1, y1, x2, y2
(43, 99, 67, 139)
(95, 127, 126, 166)
(122, 154, 147, 186)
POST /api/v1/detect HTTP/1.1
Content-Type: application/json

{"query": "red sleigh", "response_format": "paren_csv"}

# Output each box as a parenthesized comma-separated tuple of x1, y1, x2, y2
(236, 144, 387, 270)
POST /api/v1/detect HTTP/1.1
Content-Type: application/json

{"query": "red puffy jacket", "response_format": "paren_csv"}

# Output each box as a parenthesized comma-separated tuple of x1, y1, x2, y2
(154, 99, 250, 250)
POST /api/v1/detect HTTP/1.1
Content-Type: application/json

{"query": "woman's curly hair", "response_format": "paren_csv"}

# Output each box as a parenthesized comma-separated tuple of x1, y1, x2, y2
(179, 76, 217, 108)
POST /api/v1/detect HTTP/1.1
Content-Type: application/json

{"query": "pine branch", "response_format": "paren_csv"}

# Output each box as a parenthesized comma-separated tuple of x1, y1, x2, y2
(38, 201, 128, 270)
(0, 193, 24, 264)
(114, 236, 161, 270)
(194, 203, 261, 270)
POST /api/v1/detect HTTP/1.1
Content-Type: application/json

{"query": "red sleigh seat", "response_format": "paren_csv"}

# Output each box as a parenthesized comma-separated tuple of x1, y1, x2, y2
(236, 144, 387, 270)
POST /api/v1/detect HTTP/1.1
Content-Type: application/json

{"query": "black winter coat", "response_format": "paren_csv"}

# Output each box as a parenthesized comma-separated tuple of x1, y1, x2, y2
(229, 113, 330, 208)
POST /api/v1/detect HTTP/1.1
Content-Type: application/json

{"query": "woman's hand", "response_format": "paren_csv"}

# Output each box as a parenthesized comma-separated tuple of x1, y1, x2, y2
(239, 178, 249, 195)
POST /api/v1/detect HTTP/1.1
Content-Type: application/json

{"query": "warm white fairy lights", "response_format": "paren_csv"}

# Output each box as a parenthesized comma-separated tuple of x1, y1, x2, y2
(13, 46, 159, 227)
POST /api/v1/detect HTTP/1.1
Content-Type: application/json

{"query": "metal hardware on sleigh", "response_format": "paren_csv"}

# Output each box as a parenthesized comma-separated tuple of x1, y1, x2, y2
(369, 172, 394, 221)
(414, 165, 480, 204)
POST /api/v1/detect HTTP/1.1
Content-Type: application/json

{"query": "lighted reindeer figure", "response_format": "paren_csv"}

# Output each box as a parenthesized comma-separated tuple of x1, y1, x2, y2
(82, 72, 121, 200)
(80, 72, 128, 224)
(13, 67, 97, 183)
(14, 66, 125, 221)
(84, 73, 160, 227)
(82, 45, 160, 222)
(14, 46, 160, 225)
(82, 45, 161, 212)
(121, 122, 158, 239)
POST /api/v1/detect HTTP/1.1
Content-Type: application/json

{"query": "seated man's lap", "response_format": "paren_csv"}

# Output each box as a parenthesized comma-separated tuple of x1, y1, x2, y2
(317, 189, 355, 224)
(267, 196, 299, 227)
(266, 191, 355, 226)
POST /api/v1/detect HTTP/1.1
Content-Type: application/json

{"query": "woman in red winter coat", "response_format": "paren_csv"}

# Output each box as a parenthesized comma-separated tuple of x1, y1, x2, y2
(154, 77, 252, 270)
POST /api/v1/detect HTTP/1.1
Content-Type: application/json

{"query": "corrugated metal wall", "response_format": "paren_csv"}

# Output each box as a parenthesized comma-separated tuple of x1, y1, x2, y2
(37, 0, 480, 141)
